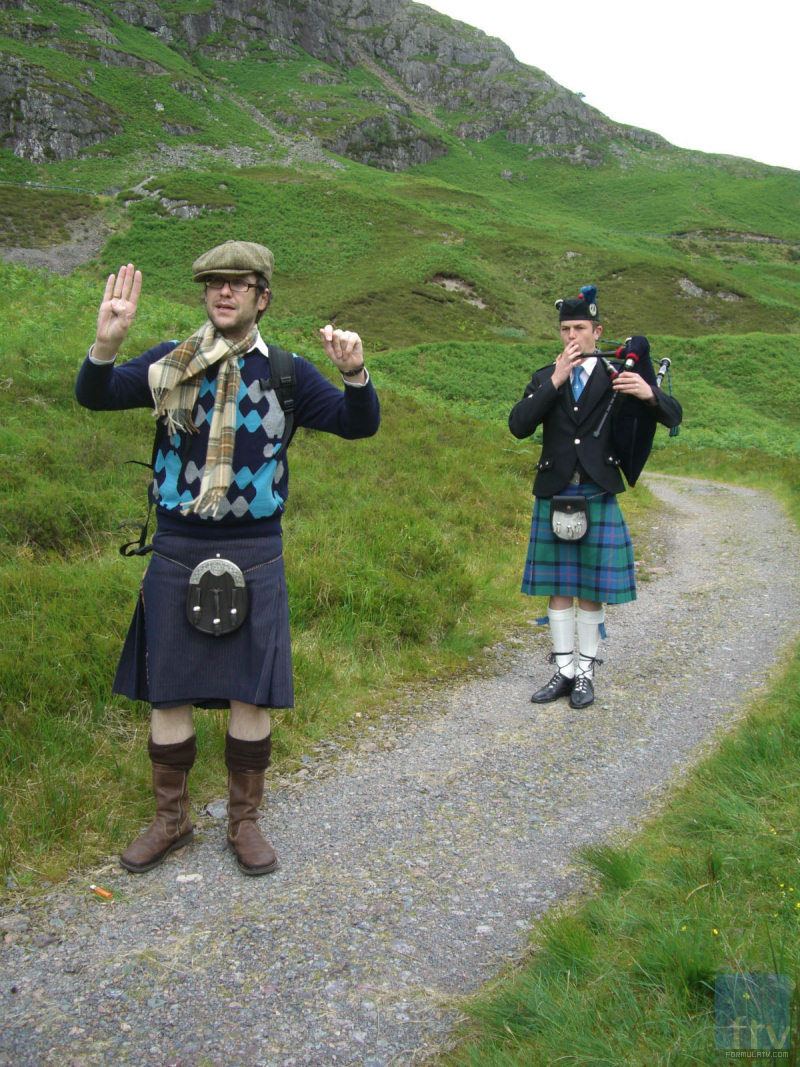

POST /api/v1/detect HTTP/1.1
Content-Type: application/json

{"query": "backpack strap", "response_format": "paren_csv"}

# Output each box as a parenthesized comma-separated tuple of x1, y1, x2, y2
(260, 344, 297, 457)
(118, 429, 163, 557)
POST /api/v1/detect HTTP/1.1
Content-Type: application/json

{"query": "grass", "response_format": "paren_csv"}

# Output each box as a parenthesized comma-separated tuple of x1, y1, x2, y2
(441, 649, 800, 1065)
(0, 185, 104, 247)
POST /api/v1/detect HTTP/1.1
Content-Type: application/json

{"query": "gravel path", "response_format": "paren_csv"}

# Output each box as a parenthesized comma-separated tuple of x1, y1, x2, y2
(2, 474, 799, 1066)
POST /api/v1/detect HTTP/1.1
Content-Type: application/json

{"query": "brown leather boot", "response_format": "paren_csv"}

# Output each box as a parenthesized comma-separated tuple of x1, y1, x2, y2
(227, 770, 278, 875)
(120, 749, 194, 873)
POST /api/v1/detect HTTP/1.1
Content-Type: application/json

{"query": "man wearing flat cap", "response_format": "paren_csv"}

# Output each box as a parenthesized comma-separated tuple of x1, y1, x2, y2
(509, 285, 681, 710)
(76, 240, 380, 876)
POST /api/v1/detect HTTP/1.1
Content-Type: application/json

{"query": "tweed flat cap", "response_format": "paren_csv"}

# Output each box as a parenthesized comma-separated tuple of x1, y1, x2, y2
(192, 240, 274, 283)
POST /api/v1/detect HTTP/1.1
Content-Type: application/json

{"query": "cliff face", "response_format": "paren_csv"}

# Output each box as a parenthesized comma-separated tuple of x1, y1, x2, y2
(1, 55, 122, 162)
(0, 0, 666, 170)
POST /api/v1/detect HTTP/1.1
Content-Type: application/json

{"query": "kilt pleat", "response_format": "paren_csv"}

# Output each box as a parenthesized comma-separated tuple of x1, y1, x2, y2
(114, 529, 294, 709)
(521, 483, 637, 604)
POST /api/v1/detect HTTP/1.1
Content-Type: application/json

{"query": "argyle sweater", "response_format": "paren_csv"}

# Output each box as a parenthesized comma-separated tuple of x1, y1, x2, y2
(75, 333, 380, 536)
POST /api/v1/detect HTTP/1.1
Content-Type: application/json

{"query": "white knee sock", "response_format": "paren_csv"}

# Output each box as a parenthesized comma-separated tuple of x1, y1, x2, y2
(577, 605, 604, 677)
(548, 606, 575, 678)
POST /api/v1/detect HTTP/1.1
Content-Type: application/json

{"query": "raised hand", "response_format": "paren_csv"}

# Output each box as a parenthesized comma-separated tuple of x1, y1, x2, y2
(93, 263, 142, 362)
(318, 324, 366, 382)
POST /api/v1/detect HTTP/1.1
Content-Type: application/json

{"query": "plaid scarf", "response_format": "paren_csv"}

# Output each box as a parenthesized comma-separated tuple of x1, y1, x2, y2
(148, 321, 258, 517)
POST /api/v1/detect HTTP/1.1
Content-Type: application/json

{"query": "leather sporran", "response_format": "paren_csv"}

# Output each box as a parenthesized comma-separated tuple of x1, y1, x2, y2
(550, 495, 590, 542)
(186, 557, 249, 636)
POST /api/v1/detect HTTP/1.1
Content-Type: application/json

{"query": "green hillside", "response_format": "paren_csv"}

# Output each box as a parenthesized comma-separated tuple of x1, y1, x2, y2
(5, 140, 800, 340)
(2, 0, 800, 346)
(1, 0, 799, 894)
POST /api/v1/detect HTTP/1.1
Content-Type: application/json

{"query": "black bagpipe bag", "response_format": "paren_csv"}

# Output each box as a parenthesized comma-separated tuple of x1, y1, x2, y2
(611, 335, 659, 487)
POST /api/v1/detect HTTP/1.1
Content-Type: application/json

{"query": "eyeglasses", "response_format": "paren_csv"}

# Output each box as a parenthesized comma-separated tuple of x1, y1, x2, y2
(204, 278, 263, 293)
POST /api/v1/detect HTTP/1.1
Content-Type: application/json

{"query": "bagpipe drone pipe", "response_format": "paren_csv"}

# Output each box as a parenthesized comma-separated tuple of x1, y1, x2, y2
(593, 335, 679, 486)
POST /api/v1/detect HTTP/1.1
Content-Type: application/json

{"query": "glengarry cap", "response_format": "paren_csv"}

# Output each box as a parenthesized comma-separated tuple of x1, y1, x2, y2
(554, 284, 599, 321)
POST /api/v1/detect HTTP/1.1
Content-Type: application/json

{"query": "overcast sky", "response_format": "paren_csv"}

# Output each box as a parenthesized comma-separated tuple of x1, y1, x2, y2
(423, 0, 799, 172)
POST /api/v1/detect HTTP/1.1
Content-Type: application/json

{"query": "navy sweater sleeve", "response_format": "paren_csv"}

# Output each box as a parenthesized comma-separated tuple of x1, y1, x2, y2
(75, 343, 380, 439)
(292, 357, 380, 439)
(74, 342, 177, 411)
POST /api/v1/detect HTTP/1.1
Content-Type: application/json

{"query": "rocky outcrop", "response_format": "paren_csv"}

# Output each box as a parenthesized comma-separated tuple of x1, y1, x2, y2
(0, 0, 669, 169)
(0, 56, 122, 162)
(327, 113, 448, 170)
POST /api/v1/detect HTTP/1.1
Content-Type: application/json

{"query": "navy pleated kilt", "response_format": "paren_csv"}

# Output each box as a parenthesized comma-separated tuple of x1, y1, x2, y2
(521, 483, 637, 604)
(114, 529, 294, 709)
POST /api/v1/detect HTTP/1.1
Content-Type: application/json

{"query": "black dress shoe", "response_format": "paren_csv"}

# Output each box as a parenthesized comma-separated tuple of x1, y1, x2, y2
(531, 671, 574, 704)
(569, 674, 594, 709)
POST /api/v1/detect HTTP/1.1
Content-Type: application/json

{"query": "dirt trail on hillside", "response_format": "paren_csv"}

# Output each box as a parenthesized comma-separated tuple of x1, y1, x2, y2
(2, 474, 799, 1066)
(0, 218, 112, 275)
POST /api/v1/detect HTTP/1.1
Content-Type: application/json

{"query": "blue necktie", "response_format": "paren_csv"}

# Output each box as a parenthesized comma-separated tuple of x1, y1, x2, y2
(571, 367, 585, 401)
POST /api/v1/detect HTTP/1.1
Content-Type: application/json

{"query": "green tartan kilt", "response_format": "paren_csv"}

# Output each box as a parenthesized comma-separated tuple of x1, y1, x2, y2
(521, 484, 637, 604)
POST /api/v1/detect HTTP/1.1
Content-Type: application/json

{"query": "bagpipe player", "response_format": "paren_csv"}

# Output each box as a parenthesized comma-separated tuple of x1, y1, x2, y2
(508, 285, 682, 709)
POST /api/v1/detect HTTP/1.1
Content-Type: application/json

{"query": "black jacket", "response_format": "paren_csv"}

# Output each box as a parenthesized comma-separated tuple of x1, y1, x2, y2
(508, 360, 682, 497)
